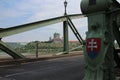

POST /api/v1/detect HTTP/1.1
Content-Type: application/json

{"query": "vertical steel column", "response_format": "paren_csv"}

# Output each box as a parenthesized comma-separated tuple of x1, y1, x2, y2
(80, 0, 119, 80)
(63, 20, 69, 54)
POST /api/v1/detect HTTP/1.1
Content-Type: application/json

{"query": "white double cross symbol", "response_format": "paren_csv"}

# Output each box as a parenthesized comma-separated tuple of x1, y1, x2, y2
(88, 39, 97, 51)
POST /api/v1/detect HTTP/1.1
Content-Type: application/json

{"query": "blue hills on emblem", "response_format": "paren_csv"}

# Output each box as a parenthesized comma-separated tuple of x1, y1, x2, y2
(87, 51, 99, 59)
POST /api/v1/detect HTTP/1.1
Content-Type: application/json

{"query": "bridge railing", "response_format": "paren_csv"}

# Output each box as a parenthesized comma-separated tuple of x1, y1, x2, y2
(0, 40, 82, 58)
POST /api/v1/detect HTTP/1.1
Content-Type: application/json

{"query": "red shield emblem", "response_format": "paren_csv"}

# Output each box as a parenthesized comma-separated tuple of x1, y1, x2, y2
(86, 38, 101, 59)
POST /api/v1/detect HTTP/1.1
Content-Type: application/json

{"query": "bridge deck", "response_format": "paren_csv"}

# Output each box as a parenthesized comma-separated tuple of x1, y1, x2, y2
(0, 52, 119, 80)
(0, 55, 85, 80)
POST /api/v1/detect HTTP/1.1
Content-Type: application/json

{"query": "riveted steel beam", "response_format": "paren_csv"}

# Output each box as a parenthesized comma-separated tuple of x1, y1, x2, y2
(0, 14, 85, 38)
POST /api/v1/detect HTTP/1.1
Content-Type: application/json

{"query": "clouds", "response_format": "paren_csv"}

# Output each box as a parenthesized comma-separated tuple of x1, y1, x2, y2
(24, 0, 65, 22)
(0, 0, 82, 25)
(0, 0, 64, 26)
(0, 0, 87, 42)
(0, 1, 25, 18)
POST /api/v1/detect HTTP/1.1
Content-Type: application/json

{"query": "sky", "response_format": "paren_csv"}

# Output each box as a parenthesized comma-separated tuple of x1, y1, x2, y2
(0, 0, 88, 42)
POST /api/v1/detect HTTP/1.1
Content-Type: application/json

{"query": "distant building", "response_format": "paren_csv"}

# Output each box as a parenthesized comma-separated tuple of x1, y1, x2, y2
(69, 40, 79, 45)
(49, 33, 63, 43)
(69, 40, 78, 43)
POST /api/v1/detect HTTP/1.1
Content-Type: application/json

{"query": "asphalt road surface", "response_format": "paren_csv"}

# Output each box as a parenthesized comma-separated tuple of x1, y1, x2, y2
(0, 55, 85, 80)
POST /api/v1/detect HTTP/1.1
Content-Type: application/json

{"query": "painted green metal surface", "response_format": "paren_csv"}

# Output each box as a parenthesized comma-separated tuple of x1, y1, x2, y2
(0, 14, 85, 38)
(67, 16, 83, 44)
(0, 14, 85, 59)
(83, 13, 115, 80)
(81, 0, 111, 14)
(0, 41, 25, 59)
(111, 10, 120, 47)
(112, 10, 120, 68)
(81, 0, 120, 80)
(63, 15, 84, 54)
(63, 21, 69, 54)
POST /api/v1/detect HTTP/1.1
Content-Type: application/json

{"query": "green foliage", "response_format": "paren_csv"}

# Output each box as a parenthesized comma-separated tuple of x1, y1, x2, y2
(6, 41, 82, 54)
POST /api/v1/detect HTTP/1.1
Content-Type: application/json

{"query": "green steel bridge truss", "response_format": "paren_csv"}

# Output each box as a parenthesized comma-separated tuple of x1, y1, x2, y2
(0, 14, 85, 59)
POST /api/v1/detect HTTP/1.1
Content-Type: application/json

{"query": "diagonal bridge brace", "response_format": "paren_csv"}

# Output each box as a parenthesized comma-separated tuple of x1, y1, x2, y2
(0, 41, 25, 59)
(0, 14, 85, 59)
(66, 16, 84, 44)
